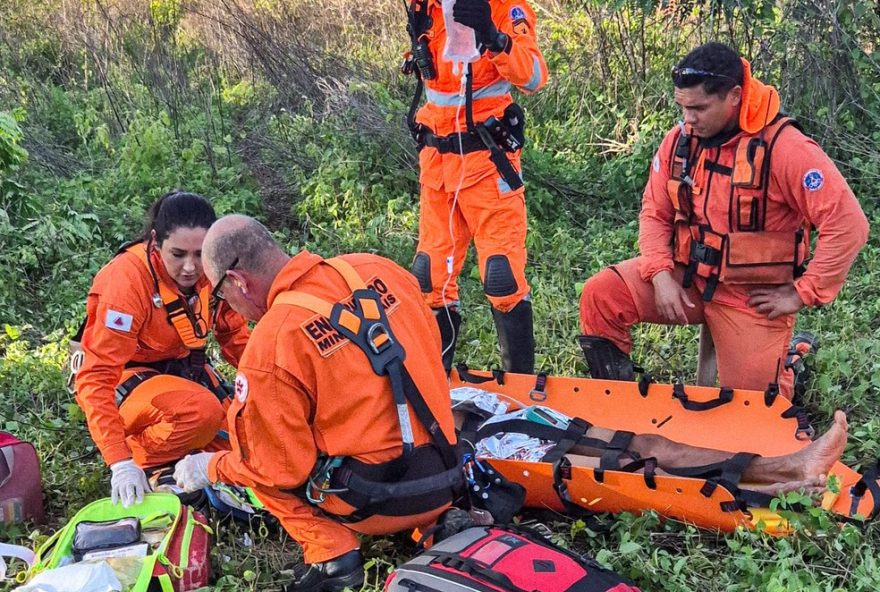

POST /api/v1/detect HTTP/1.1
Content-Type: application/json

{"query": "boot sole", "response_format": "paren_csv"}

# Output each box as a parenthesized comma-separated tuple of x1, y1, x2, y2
(290, 569, 365, 592)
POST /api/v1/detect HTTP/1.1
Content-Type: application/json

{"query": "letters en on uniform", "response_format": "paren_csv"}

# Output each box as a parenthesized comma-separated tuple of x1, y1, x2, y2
(300, 276, 401, 357)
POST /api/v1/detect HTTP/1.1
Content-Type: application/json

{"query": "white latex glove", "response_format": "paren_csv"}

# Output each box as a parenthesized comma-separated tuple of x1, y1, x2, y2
(173, 452, 215, 493)
(110, 459, 151, 508)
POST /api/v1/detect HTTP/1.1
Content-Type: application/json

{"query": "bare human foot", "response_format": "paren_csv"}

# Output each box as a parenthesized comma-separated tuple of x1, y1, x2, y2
(792, 410, 848, 482)
(747, 476, 826, 497)
(743, 411, 848, 485)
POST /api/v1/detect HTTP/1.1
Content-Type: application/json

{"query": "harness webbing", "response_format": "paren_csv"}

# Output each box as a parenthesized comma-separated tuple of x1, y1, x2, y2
(274, 257, 461, 516)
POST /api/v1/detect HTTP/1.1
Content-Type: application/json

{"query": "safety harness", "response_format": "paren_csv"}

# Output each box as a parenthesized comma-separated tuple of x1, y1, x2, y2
(69, 241, 231, 405)
(402, 0, 525, 191)
(274, 258, 462, 522)
(667, 116, 810, 301)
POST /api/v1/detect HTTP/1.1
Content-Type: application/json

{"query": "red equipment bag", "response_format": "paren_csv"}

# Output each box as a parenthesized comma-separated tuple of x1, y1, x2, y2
(152, 505, 213, 591)
(0, 431, 45, 524)
(385, 525, 641, 592)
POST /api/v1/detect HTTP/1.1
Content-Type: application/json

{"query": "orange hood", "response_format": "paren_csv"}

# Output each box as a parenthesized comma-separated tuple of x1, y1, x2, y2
(739, 57, 780, 134)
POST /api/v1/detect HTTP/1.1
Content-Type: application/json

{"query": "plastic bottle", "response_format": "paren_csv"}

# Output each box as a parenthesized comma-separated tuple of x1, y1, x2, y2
(441, 0, 479, 73)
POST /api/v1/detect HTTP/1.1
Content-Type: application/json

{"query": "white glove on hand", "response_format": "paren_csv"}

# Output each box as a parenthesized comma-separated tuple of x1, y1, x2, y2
(173, 452, 215, 493)
(110, 460, 151, 508)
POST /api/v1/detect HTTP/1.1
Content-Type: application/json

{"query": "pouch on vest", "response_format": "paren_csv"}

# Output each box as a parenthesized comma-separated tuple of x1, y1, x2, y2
(385, 525, 642, 592)
(719, 229, 806, 285)
(0, 432, 44, 525)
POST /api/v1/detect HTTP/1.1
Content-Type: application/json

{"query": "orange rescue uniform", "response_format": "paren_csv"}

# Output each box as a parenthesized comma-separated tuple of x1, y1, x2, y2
(580, 68, 869, 396)
(412, 0, 547, 311)
(76, 243, 250, 467)
(209, 251, 457, 563)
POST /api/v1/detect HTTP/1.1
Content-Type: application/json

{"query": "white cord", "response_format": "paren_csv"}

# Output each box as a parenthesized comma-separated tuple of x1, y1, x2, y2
(439, 63, 470, 362)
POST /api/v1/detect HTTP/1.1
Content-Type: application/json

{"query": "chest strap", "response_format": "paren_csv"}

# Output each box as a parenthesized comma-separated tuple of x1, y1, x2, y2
(128, 242, 211, 350)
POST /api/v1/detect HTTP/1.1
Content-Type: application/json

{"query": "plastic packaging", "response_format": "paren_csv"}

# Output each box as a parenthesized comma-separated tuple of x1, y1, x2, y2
(13, 560, 123, 592)
(450, 387, 509, 417)
(441, 0, 479, 71)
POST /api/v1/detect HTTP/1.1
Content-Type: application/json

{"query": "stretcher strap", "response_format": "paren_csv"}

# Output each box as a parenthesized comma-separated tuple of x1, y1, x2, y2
(552, 457, 596, 518)
(764, 382, 780, 407)
(539, 418, 589, 464)
(472, 419, 607, 461)
(619, 457, 658, 490)
(638, 373, 654, 397)
(455, 363, 506, 386)
(848, 460, 880, 521)
(672, 383, 734, 411)
(528, 372, 548, 402)
(598, 431, 634, 470)
(781, 406, 816, 440)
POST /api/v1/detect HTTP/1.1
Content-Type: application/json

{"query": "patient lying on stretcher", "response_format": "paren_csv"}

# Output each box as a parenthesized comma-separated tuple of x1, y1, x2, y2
(452, 387, 848, 497)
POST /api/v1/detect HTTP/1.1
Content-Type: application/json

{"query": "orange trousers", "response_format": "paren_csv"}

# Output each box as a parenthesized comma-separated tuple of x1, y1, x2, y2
(415, 173, 529, 312)
(119, 372, 227, 468)
(579, 258, 796, 397)
(250, 485, 449, 563)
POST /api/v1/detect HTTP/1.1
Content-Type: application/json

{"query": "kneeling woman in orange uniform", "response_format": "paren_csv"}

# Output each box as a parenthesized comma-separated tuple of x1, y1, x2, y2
(74, 191, 250, 507)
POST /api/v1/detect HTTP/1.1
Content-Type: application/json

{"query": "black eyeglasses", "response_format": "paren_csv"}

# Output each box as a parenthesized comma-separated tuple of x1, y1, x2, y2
(211, 257, 239, 302)
(210, 257, 239, 327)
(671, 67, 738, 87)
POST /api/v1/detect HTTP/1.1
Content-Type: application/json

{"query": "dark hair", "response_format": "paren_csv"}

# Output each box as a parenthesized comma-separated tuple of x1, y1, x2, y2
(143, 190, 217, 245)
(673, 42, 744, 97)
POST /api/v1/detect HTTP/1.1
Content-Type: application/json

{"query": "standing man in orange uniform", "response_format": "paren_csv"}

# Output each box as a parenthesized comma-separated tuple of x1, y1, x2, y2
(578, 43, 869, 398)
(403, 0, 548, 373)
(174, 215, 460, 591)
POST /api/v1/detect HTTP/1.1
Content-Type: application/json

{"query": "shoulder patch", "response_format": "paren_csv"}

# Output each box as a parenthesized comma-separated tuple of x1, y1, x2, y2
(234, 373, 248, 403)
(653, 154, 661, 173)
(509, 5, 526, 21)
(105, 309, 133, 332)
(803, 169, 824, 192)
(299, 275, 402, 358)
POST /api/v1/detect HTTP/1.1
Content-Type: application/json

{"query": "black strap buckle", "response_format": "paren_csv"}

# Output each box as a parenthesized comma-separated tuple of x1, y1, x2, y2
(690, 241, 722, 266)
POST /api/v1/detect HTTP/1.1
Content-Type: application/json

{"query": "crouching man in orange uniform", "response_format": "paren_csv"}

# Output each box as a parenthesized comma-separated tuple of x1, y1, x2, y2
(578, 42, 869, 397)
(173, 215, 460, 591)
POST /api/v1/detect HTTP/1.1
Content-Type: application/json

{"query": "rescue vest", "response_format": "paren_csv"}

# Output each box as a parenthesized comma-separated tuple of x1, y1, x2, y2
(667, 116, 810, 300)
(273, 258, 461, 522)
(69, 241, 228, 404)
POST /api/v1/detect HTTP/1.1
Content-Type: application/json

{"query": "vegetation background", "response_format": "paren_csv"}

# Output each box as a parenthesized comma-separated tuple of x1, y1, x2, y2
(1, 0, 878, 589)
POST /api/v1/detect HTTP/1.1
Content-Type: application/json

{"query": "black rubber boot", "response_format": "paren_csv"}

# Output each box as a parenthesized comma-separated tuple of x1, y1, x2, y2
(283, 549, 365, 592)
(578, 335, 635, 381)
(435, 307, 462, 372)
(491, 300, 535, 374)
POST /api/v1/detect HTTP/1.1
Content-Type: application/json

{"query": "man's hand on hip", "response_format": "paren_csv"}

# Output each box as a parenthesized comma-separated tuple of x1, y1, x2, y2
(747, 284, 805, 319)
(651, 270, 696, 324)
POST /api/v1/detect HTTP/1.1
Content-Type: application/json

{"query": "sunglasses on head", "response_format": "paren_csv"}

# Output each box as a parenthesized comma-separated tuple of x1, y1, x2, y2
(671, 67, 738, 87)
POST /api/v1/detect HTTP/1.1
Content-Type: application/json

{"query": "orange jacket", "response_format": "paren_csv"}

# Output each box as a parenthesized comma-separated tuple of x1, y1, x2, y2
(638, 70, 869, 309)
(415, 0, 548, 191)
(76, 243, 250, 465)
(209, 251, 456, 491)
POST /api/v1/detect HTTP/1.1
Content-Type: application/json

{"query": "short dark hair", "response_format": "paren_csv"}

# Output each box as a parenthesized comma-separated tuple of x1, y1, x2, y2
(143, 190, 217, 245)
(673, 42, 744, 97)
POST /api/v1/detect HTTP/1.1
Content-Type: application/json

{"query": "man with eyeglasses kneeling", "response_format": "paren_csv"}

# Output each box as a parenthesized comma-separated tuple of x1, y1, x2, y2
(577, 42, 869, 398)
(173, 215, 461, 591)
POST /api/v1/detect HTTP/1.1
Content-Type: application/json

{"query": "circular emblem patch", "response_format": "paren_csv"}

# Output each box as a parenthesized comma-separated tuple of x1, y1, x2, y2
(653, 154, 661, 173)
(803, 169, 824, 192)
(234, 374, 249, 403)
(510, 6, 526, 20)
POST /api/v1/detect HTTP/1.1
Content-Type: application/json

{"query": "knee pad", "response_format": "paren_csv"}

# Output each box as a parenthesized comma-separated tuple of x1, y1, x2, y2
(411, 252, 433, 293)
(483, 255, 517, 297)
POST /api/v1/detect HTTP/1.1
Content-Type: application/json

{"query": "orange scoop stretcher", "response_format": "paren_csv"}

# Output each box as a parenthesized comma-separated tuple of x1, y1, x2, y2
(451, 366, 880, 534)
